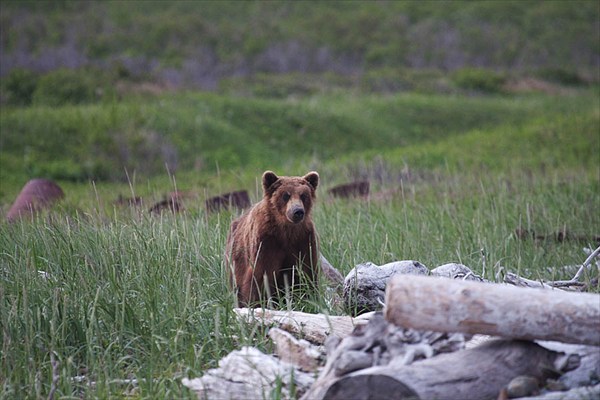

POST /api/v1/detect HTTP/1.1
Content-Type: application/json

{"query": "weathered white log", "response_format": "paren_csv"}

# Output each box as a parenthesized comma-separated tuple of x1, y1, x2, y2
(268, 328, 323, 372)
(181, 346, 315, 400)
(305, 339, 564, 400)
(234, 308, 373, 344)
(385, 275, 600, 346)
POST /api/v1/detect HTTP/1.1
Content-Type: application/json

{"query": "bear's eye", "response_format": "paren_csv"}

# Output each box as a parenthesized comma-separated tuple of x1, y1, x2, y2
(300, 193, 308, 203)
(282, 192, 291, 202)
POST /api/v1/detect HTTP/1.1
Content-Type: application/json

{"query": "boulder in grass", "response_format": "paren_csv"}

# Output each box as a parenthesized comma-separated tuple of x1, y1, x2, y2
(7, 179, 64, 222)
(148, 198, 183, 214)
(205, 190, 251, 213)
(328, 181, 370, 199)
(343, 260, 429, 315)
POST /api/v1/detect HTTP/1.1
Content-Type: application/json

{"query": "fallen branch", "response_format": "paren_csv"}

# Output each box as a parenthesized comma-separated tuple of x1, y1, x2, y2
(504, 272, 561, 289)
(505, 246, 600, 290)
(546, 245, 600, 288)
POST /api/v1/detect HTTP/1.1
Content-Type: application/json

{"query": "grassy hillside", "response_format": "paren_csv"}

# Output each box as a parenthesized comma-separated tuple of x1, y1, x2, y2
(2, 88, 598, 206)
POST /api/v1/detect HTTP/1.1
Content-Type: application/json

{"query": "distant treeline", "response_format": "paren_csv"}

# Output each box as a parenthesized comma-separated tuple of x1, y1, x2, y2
(1, 0, 598, 90)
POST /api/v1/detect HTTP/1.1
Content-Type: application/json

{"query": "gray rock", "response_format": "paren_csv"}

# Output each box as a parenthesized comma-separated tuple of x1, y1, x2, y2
(343, 260, 429, 314)
(506, 375, 539, 398)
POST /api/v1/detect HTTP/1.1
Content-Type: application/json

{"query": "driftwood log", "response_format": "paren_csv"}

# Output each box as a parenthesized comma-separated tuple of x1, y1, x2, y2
(181, 346, 316, 399)
(234, 308, 373, 344)
(385, 275, 600, 346)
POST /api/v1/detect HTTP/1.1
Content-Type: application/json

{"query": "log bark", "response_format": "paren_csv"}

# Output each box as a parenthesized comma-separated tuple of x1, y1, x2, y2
(385, 275, 600, 346)
(307, 339, 562, 400)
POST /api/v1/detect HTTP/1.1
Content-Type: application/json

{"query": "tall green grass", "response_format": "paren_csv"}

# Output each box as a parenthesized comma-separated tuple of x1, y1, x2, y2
(1, 88, 598, 398)
(1, 167, 598, 398)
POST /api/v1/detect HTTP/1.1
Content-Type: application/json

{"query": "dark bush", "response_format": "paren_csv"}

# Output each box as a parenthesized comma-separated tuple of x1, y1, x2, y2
(3, 69, 39, 106)
(534, 68, 586, 86)
(32, 68, 102, 106)
(452, 68, 506, 93)
(361, 68, 449, 94)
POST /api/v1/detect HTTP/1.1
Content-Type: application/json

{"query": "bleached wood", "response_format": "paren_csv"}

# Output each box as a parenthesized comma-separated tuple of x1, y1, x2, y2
(181, 346, 315, 400)
(234, 308, 371, 344)
(504, 272, 558, 289)
(505, 246, 600, 290)
(268, 328, 323, 372)
(385, 275, 600, 346)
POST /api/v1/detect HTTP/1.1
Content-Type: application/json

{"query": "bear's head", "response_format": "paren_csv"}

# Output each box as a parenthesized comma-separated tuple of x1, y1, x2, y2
(262, 170, 319, 225)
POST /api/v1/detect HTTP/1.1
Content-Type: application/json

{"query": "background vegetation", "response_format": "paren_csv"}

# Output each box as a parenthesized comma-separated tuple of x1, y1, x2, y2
(1, 0, 598, 94)
(0, 1, 599, 399)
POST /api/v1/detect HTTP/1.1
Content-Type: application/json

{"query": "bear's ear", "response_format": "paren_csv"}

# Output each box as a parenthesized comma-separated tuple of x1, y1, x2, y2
(262, 171, 279, 193)
(303, 171, 319, 190)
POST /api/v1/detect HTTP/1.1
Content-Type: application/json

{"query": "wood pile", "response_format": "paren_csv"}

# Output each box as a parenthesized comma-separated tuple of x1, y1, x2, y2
(183, 269, 600, 399)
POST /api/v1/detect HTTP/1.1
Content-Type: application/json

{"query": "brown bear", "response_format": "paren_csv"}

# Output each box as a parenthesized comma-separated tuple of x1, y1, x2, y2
(225, 170, 320, 306)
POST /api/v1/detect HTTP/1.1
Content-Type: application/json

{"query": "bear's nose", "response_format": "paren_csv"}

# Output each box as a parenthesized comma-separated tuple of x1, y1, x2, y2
(293, 209, 305, 220)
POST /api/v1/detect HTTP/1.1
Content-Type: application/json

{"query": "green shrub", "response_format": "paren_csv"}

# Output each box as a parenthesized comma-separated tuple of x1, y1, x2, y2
(452, 68, 506, 93)
(32, 68, 103, 106)
(2, 68, 39, 106)
(220, 73, 327, 98)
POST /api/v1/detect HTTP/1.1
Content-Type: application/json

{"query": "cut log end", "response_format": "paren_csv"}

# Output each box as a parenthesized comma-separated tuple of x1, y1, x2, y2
(323, 375, 419, 400)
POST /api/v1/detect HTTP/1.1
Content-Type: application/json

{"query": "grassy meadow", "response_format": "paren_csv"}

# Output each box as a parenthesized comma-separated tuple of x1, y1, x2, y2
(1, 86, 599, 398)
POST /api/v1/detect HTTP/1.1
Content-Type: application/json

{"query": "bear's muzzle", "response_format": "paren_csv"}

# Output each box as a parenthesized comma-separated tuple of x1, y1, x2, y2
(287, 204, 305, 224)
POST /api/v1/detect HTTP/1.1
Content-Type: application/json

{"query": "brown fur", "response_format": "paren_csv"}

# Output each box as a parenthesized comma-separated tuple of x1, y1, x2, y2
(225, 170, 320, 306)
